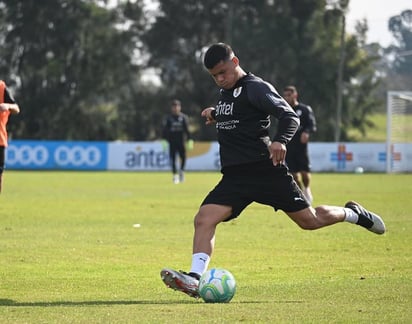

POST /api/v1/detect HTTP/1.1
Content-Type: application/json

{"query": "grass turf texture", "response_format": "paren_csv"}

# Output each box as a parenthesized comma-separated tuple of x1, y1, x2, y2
(0, 171, 411, 323)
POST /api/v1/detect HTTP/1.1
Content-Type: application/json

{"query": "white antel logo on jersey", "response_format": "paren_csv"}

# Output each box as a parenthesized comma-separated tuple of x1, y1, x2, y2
(233, 87, 242, 98)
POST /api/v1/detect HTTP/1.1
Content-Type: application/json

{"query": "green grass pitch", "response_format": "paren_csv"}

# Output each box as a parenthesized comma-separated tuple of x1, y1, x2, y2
(0, 171, 411, 323)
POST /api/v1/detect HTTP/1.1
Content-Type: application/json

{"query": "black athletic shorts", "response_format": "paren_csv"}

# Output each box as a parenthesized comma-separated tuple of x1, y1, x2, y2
(201, 160, 309, 221)
(285, 148, 311, 173)
(0, 146, 5, 172)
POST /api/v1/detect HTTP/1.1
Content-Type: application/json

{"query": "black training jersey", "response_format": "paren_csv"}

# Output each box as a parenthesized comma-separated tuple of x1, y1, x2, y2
(162, 113, 190, 144)
(213, 73, 299, 169)
(287, 102, 317, 149)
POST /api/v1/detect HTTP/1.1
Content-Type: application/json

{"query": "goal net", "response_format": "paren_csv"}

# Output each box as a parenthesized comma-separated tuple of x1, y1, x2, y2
(386, 91, 412, 173)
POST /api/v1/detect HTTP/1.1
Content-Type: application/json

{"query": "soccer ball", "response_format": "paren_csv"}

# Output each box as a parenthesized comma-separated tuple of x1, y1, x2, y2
(198, 268, 236, 303)
(354, 166, 364, 174)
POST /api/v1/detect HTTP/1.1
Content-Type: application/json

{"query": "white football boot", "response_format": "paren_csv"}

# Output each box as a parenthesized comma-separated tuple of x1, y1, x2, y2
(160, 268, 200, 298)
(345, 201, 386, 235)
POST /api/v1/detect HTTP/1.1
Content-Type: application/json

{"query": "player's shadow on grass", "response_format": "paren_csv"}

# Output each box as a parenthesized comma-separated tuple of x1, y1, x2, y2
(0, 299, 197, 306)
(0, 299, 302, 306)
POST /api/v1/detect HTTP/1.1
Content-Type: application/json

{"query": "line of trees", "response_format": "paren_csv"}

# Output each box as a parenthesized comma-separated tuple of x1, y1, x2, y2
(0, 0, 411, 142)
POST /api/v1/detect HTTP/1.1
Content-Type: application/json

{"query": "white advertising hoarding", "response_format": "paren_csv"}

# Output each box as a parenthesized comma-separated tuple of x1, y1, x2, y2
(309, 143, 386, 172)
(107, 141, 412, 172)
(108, 142, 392, 172)
(108, 141, 221, 171)
(7, 140, 412, 172)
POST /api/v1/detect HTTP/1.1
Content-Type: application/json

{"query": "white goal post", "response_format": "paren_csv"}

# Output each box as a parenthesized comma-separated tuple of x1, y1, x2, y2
(386, 91, 412, 173)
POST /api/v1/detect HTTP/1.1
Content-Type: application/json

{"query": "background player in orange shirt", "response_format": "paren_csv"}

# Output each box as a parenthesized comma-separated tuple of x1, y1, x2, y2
(0, 80, 20, 193)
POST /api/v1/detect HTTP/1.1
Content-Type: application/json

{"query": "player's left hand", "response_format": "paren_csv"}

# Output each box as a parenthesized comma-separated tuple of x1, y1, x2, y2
(268, 141, 287, 166)
(300, 132, 309, 144)
(201, 107, 216, 125)
(0, 103, 9, 111)
(160, 140, 168, 151)
(186, 139, 194, 150)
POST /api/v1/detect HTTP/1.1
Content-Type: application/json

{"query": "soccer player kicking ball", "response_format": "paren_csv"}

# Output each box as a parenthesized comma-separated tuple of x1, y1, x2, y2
(161, 43, 386, 299)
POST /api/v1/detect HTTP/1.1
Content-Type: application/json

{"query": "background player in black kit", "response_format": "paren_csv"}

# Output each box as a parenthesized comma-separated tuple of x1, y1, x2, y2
(161, 43, 386, 298)
(162, 99, 191, 184)
(283, 85, 317, 203)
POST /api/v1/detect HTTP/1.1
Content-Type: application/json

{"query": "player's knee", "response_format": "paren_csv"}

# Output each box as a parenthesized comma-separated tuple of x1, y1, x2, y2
(194, 212, 203, 227)
(194, 206, 230, 229)
(194, 210, 214, 228)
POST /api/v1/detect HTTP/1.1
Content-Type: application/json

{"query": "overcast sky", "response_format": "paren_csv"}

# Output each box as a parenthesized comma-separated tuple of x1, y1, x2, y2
(108, 0, 411, 47)
(346, 0, 411, 46)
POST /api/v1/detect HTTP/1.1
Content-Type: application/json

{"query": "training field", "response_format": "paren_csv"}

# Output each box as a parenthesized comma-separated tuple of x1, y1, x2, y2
(1, 171, 411, 323)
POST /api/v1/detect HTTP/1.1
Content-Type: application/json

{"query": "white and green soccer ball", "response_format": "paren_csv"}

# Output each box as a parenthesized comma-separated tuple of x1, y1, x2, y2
(198, 268, 236, 303)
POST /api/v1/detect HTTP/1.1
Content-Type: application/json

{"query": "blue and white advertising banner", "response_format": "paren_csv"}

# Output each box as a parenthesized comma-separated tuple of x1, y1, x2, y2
(5, 140, 412, 172)
(389, 143, 412, 172)
(107, 141, 221, 171)
(6, 141, 108, 170)
(309, 143, 387, 172)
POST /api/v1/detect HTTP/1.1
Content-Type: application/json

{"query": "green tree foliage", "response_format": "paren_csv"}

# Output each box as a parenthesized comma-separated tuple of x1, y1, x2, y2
(142, 0, 230, 140)
(0, 0, 386, 142)
(0, 0, 145, 140)
(145, 0, 380, 141)
(381, 9, 412, 94)
(368, 9, 412, 112)
(388, 9, 412, 74)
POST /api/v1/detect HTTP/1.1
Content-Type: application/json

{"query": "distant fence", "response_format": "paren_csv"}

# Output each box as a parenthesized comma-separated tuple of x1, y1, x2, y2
(6, 140, 412, 172)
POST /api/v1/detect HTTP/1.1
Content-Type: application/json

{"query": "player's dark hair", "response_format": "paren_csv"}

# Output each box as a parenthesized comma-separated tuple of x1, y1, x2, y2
(283, 85, 297, 93)
(203, 43, 234, 69)
(171, 99, 181, 106)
